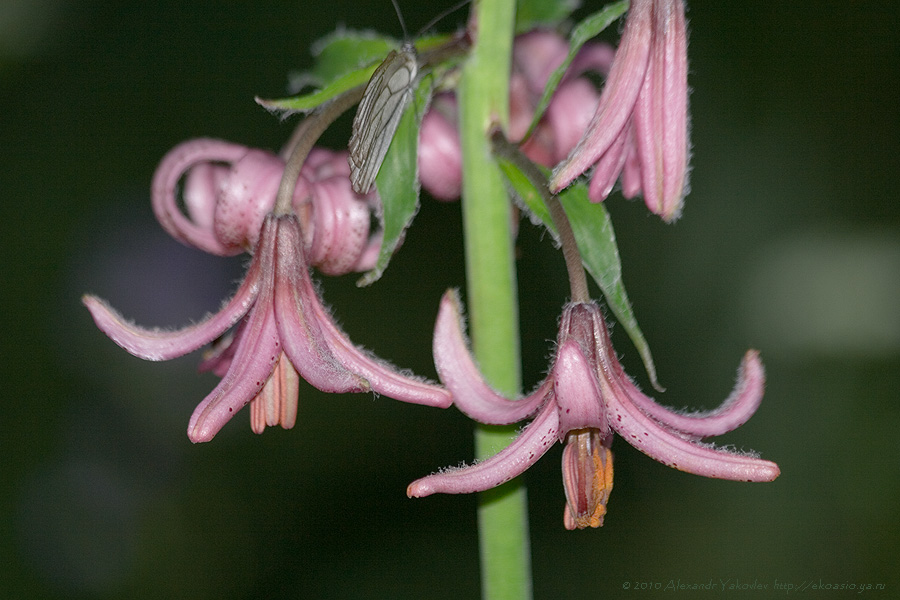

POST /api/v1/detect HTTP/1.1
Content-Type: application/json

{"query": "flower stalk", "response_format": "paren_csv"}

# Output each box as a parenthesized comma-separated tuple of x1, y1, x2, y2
(458, 0, 532, 597)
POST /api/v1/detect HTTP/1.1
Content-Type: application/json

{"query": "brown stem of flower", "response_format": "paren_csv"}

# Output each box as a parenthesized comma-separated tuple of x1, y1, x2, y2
(417, 29, 472, 69)
(273, 86, 367, 216)
(489, 129, 590, 303)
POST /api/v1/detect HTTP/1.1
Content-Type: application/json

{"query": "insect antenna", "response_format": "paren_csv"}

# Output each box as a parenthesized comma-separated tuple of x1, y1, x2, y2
(410, 0, 472, 40)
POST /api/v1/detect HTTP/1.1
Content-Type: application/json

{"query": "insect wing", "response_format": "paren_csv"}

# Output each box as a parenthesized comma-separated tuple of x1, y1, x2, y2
(349, 45, 418, 194)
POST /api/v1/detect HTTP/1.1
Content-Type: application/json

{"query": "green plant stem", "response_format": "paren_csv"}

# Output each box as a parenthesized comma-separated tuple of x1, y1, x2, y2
(458, 0, 532, 599)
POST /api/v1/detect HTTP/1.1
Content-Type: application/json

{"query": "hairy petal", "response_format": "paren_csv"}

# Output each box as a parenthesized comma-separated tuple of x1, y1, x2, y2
(550, 0, 653, 192)
(214, 148, 287, 251)
(632, 0, 689, 220)
(271, 215, 369, 394)
(407, 402, 560, 497)
(187, 306, 281, 443)
(587, 124, 630, 202)
(305, 178, 372, 275)
(434, 290, 545, 423)
(620, 350, 765, 438)
(602, 371, 779, 482)
(276, 214, 448, 407)
(82, 258, 259, 361)
(317, 306, 453, 408)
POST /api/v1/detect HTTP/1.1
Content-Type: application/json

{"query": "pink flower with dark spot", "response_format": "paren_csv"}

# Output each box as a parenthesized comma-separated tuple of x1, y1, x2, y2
(408, 292, 778, 529)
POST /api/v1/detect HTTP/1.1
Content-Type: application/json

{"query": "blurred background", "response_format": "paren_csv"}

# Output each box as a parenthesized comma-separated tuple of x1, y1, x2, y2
(2, 0, 898, 597)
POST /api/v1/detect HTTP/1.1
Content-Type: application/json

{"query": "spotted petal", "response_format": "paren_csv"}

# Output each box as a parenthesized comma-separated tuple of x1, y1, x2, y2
(152, 138, 248, 256)
(600, 365, 779, 482)
(187, 225, 283, 442)
(187, 304, 281, 443)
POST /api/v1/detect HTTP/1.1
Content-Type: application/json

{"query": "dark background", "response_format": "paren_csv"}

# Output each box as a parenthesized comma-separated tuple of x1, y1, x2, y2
(2, 0, 898, 598)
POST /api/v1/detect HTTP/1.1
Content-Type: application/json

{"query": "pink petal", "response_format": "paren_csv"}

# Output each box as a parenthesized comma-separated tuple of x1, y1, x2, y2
(213, 148, 287, 251)
(661, 0, 689, 219)
(151, 138, 248, 256)
(434, 290, 546, 423)
(553, 341, 609, 437)
(601, 370, 779, 482)
(317, 304, 453, 407)
(620, 125, 643, 198)
(271, 215, 369, 394)
(544, 79, 601, 164)
(549, 0, 653, 193)
(631, 0, 688, 221)
(82, 257, 259, 361)
(418, 104, 463, 201)
(618, 350, 765, 438)
(567, 42, 615, 80)
(305, 178, 372, 275)
(407, 401, 560, 497)
(587, 124, 629, 202)
(512, 30, 569, 96)
(187, 305, 281, 443)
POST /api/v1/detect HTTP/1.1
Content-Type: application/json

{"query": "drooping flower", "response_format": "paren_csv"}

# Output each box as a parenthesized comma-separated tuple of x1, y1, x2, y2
(408, 291, 779, 529)
(550, 0, 690, 222)
(84, 140, 450, 442)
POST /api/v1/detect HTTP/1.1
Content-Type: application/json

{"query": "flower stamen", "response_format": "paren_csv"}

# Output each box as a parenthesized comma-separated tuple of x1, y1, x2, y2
(250, 351, 300, 434)
(562, 428, 614, 530)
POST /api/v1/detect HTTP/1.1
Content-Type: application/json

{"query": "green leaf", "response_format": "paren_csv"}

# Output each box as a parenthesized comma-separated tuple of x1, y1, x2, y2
(256, 32, 456, 115)
(311, 31, 398, 84)
(496, 157, 660, 389)
(357, 76, 433, 286)
(524, 0, 629, 139)
(515, 0, 581, 33)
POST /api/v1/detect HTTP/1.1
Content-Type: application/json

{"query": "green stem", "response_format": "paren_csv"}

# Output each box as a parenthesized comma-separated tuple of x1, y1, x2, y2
(458, 0, 532, 599)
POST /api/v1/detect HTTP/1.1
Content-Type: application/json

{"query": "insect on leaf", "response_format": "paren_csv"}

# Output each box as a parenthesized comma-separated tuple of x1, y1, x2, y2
(348, 42, 418, 195)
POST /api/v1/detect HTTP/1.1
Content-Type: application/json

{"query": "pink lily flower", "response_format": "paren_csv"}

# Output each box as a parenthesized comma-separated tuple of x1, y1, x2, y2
(84, 140, 450, 442)
(550, 0, 690, 222)
(408, 292, 779, 529)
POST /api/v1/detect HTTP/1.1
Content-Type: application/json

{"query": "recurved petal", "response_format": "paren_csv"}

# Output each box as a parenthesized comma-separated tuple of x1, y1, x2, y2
(294, 247, 451, 408)
(619, 350, 765, 438)
(152, 138, 248, 256)
(319, 312, 453, 407)
(407, 401, 560, 497)
(434, 290, 545, 423)
(602, 370, 779, 482)
(82, 258, 259, 361)
(187, 224, 285, 442)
